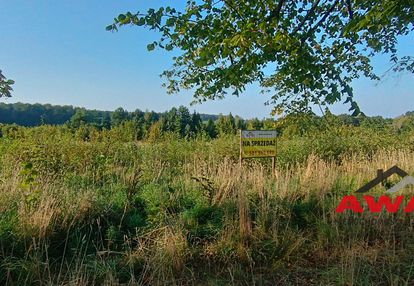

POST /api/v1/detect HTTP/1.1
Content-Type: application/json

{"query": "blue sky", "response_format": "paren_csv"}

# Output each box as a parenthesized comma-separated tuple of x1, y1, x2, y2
(1, 0, 413, 119)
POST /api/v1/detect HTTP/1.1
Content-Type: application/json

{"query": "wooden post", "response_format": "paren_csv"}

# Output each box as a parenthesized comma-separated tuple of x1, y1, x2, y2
(274, 132, 277, 177)
(239, 129, 243, 168)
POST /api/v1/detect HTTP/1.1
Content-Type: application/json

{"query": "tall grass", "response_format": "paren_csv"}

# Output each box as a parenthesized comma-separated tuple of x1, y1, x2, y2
(0, 125, 413, 285)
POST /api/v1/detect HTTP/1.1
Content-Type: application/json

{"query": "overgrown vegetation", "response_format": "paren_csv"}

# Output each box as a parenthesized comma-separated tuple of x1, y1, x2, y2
(0, 112, 414, 285)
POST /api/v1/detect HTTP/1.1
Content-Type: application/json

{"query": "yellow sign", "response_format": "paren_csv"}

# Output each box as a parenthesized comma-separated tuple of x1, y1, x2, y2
(241, 130, 277, 158)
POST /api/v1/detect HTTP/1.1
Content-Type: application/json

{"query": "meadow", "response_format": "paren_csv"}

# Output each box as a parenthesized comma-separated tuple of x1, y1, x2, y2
(0, 122, 414, 285)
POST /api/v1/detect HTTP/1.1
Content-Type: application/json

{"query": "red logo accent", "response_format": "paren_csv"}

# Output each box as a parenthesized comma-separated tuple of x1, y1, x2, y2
(336, 195, 414, 213)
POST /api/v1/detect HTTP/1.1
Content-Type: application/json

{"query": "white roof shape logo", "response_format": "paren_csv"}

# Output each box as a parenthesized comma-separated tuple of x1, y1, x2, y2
(387, 176, 414, 193)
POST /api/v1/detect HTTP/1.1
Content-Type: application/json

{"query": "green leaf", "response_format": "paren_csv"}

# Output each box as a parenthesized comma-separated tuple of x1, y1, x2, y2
(118, 14, 126, 22)
(147, 43, 156, 51)
(137, 17, 146, 26)
(166, 18, 175, 27)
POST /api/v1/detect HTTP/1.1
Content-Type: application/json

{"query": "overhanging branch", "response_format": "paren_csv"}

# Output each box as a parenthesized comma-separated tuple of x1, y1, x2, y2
(300, 0, 340, 43)
(291, 0, 322, 36)
(267, 0, 286, 21)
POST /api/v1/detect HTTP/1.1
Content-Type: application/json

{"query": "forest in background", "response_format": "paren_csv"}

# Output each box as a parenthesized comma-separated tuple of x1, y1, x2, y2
(1, 102, 414, 142)
(0, 102, 217, 127)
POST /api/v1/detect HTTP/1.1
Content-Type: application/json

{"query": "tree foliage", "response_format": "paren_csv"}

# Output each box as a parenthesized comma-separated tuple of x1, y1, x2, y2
(0, 70, 14, 98)
(108, 0, 414, 115)
(0, 102, 76, 126)
(2, 102, 414, 142)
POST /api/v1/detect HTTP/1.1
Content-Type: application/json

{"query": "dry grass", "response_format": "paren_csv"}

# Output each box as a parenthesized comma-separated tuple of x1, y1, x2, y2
(1, 139, 414, 285)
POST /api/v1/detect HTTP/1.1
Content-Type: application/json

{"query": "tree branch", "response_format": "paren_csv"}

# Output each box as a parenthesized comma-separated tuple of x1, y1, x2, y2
(267, 0, 286, 21)
(346, 0, 353, 19)
(223, 0, 245, 20)
(301, 0, 340, 43)
(291, 0, 322, 36)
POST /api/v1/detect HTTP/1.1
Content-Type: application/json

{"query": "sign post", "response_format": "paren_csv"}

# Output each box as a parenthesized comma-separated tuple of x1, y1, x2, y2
(240, 130, 278, 175)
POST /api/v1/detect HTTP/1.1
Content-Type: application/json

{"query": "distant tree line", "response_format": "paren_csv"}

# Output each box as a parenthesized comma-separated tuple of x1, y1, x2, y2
(0, 103, 76, 126)
(0, 102, 216, 128)
(0, 102, 282, 139)
(0, 102, 413, 141)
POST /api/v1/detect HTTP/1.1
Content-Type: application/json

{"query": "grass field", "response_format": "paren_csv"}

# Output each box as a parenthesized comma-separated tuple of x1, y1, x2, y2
(1, 124, 414, 285)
